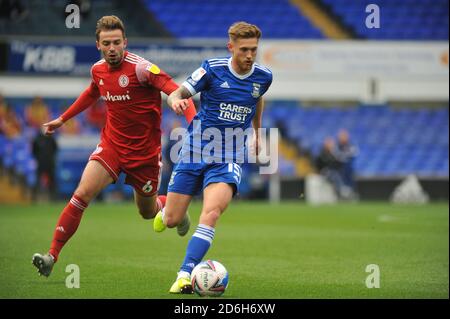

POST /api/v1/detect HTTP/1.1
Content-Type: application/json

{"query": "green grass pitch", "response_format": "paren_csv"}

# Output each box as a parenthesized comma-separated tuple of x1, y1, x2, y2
(0, 201, 448, 298)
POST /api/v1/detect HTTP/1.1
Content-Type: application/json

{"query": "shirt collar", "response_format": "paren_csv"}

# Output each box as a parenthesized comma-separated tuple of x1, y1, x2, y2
(228, 57, 255, 80)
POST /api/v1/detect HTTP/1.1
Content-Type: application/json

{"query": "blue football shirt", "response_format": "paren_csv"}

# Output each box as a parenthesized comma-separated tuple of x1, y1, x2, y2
(179, 57, 272, 164)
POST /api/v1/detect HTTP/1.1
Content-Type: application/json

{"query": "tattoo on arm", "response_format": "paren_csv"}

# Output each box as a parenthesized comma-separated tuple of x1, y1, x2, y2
(168, 85, 193, 106)
(179, 86, 193, 99)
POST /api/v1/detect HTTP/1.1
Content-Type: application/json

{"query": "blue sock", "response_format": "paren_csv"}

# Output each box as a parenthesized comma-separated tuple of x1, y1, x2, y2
(179, 224, 215, 274)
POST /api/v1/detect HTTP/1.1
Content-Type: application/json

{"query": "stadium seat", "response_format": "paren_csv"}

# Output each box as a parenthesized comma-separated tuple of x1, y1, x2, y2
(265, 101, 449, 178)
(145, 0, 325, 39)
(322, 0, 449, 40)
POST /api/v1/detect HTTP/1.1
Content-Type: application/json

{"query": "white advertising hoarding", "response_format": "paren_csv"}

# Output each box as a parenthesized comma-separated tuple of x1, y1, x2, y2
(258, 40, 449, 102)
(259, 40, 448, 78)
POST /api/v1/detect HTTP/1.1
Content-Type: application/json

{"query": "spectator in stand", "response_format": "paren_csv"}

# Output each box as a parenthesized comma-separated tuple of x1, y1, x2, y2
(0, 94, 8, 133)
(0, 93, 8, 121)
(0, 0, 28, 22)
(32, 127, 58, 201)
(0, 96, 22, 139)
(25, 96, 50, 130)
(315, 136, 352, 200)
(60, 117, 81, 135)
(336, 129, 358, 198)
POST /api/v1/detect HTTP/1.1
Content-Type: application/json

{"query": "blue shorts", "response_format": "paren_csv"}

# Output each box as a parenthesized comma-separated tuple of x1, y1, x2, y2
(167, 162, 242, 196)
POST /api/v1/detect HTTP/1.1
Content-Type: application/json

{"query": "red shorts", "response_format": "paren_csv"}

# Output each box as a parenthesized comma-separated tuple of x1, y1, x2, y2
(89, 139, 162, 197)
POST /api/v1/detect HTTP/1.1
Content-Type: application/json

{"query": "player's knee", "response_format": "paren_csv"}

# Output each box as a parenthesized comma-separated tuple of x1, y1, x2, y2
(164, 214, 179, 228)
(139, 211, 156, 219)
(164, 210, 186, 228)
(201, 207, 222, 225)
(139, 208, 156, 220)
(137, 202, 159, 220)
(73, 188, 94, 204)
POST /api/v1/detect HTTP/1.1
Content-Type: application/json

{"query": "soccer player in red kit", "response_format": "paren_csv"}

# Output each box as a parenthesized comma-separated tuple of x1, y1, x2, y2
(32, 15, 196, 277)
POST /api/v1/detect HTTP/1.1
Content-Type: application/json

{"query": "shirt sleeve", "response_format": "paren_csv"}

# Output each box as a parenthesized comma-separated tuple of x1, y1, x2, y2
(182, 60, 211, 96)
(159, 79, 197, 124)
(135, 60, 172, 91)
(261, 72, 273, 97)
(60, 79, 100, 122)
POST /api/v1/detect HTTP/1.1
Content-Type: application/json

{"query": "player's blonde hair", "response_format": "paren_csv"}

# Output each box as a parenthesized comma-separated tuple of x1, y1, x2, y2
(95, 15, 126, 40)
(228, 22, 262, 42)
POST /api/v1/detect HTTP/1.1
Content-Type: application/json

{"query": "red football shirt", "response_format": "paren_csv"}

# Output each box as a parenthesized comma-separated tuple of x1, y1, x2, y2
(61, 51, 185, 166)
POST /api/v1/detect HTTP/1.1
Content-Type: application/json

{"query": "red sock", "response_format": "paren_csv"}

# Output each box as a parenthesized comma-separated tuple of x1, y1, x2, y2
(49, 195, 88, 262)
(156, 195, 167, 211)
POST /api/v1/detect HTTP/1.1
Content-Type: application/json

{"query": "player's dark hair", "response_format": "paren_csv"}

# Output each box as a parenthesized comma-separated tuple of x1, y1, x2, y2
(228, 22, 262, 42)
(96, 15, 126, 40)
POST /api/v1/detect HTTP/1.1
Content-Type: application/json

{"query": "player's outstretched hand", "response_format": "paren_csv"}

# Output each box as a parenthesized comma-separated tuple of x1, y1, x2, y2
(171, 99, 190, 116)
(42, 117, 64, 135)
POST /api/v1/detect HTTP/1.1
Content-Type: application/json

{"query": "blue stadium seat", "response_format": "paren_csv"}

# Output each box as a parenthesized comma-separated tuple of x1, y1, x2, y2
(145, 0, 325, 39)
(265, 102, 449, 177)
(323, 0, 449, 40)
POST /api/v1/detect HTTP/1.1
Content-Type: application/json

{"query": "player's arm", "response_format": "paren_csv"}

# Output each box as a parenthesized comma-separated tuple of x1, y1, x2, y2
(167, 85, 193, 116)
(167, 62, 209, 119)
(252, 97, 265, 155)
(136, 60, 196, 124)
(43, 81, 100, 135)
(160, 81, 196, 123)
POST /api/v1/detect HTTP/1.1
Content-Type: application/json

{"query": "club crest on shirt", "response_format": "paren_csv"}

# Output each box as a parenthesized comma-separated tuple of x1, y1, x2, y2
(118, 74, 129, 88)
(251, 83, 261, 98)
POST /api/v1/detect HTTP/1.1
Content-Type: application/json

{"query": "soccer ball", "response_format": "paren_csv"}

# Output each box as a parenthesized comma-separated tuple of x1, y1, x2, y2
(191, 260, 229, 297)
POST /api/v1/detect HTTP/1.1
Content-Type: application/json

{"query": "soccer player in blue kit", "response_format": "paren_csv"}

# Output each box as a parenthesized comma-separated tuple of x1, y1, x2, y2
(153, 21, 273, 294)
